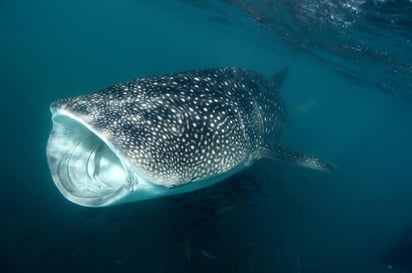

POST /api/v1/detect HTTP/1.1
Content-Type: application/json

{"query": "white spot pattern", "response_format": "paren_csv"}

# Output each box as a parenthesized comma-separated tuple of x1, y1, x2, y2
(52, 67, 286, 187)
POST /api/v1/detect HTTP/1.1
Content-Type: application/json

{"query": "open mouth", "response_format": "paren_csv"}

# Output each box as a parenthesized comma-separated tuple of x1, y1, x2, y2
(46, 109, 131, 207)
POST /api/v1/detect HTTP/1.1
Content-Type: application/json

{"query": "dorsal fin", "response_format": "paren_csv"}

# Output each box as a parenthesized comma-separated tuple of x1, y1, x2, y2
(271, 67, 289, 89)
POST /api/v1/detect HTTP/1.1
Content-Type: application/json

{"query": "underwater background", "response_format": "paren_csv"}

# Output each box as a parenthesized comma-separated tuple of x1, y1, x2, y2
(1, 0, 412, 272)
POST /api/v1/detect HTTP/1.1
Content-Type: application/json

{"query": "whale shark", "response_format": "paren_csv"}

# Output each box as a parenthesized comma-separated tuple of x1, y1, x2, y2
(46, 67, 336, 207)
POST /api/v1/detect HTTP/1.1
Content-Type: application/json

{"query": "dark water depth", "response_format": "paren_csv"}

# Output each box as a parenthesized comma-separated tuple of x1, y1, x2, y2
(1, 1, 411, 272)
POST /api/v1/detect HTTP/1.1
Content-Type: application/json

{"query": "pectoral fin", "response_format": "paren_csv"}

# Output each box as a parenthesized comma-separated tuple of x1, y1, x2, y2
(259, 143, 337, 173)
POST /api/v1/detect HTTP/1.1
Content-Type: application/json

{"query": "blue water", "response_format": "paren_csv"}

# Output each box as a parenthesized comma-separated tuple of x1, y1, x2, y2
(1, 0, 412, 272)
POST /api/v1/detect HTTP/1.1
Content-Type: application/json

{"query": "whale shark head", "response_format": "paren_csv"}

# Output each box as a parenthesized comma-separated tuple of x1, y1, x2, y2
(47, 104, 245, 207)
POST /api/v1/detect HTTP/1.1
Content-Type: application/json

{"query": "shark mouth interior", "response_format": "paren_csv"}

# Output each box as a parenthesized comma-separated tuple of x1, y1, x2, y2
(47, 111, 130, 207)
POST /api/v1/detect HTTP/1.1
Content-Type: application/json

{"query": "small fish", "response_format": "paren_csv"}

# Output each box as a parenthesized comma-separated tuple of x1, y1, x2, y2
(83, 208, 105, 221)
(38, 243, 57, 260)
(199, 249, 216, 260)
(248, 257, 255, 273)
(156, 246, 170, 273)
(112, 259, 126, 265)
(181, 239, 192, 263)
(64, 244, 81, 263)
(22, 229, 37, 242)
(216, 205, 237, 215)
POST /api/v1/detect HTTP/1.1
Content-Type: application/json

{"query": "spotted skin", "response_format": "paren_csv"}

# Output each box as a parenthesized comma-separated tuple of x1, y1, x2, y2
(47, 67, 336, 207)
(52, 67, 286, 188)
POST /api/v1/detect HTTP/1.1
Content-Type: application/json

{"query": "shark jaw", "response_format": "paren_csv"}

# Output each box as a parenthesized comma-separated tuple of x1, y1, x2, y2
(46, 108, 241, 207)
(47, 108, 134, 207)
